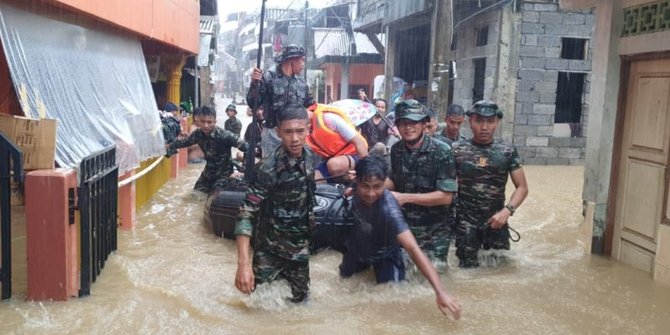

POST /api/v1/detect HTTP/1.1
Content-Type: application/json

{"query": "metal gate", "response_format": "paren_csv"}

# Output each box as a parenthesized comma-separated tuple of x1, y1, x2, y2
(78, 145, 118, 296)
(0, 132, 23, 300)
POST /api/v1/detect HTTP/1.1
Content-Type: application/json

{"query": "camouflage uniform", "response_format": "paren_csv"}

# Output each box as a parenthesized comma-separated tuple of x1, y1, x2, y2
(246, 46, 315, 159)
(452, 138, 521, 268)
(224, 117, 242, 137)
(168, 127, 246, 193)
(235, 145, 317, 302)
(390, 134, 458, 261)
(434, 130, 465, 146)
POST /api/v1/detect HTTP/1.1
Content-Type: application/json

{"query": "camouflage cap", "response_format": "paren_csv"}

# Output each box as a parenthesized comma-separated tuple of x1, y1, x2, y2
(467, 100, 503, 118)
(225, 103, 237, 112)
(274, 44, 306, 63)
(394, 99, 429, 123)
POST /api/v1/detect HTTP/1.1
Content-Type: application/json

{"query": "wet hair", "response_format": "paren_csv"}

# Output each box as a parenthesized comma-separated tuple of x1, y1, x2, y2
(355, 155, 389, 182)
(373, 98, 387, 107)
(446, 104, 465, 117)
(425, 107, 437, 120)
(277, 104, 308, 124)
(192, 107, 201, 117)
(199, 106, 216, 118)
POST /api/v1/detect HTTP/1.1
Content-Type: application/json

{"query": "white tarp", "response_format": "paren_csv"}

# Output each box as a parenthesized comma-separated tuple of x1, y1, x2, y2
(0, 3, 165, 173)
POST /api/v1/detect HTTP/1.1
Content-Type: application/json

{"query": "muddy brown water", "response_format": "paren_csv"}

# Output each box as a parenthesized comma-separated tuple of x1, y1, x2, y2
(2, 106, 670, 334)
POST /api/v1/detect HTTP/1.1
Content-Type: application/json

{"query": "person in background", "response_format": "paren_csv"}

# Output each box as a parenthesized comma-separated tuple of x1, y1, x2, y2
(339, 155, 461, 319)
(246, 44, 315, 159)
(224, 103, 243, 137)
(435, 104, 466, 145)
(167, 106, 246, 195)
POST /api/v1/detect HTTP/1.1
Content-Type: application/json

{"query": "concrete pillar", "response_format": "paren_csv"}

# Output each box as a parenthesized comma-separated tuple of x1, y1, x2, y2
(166, 56, 185, 105)
(117, 170, 136, 230)
(384, 26, 396, 103)
(25, 169, 78, 300)
(340, 61, 350, 100)
(427, 0, 452, 114)
(492, 4, 520, 142)
(582, 0, 623, 254)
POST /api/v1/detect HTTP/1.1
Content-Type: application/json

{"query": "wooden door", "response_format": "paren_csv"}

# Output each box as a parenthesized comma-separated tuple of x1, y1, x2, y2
(613, 58, 670, 272)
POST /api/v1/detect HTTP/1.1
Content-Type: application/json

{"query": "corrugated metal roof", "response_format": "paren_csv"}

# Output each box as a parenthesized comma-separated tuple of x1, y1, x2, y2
(313, 28, 383, 58)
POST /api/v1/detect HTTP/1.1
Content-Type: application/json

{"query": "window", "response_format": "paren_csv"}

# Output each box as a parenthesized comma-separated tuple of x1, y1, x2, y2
(476, 26, 489, 46)
(561, 38, 588, 60)
(554, 72, 585, 125)
(472, 58, 486, 102)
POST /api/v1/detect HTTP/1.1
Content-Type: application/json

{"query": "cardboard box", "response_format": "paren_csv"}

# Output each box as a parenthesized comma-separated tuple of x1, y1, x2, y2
(0, 114, 57, 170)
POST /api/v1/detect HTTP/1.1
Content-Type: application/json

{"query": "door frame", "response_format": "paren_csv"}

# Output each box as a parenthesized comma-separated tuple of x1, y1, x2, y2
(605, 51, 670, 256)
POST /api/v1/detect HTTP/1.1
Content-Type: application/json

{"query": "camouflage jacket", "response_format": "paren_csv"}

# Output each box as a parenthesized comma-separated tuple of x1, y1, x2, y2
(452, 138, 521, 223)
(224, 117, 242, 137)
(246, 66, 315, 129)
(235, 145, 317, 262)
(389, 135, 458, 226)
(169, 127, 246, 176)
(434, 129, 465, 146)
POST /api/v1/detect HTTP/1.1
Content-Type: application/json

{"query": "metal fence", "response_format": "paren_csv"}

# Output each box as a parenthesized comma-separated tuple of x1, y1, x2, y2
(78, 145, 118, 297)
(0, 132, 23, 300)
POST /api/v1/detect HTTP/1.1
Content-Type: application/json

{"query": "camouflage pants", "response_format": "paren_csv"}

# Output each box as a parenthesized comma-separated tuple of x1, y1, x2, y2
(410, 222, 451, 262)
(454, 219, 510, 268)
(253, 249, 310, 303)
(193, 167, 224, 194)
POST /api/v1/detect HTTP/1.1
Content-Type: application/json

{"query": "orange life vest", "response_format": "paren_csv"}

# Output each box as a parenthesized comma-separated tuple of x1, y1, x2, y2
(307, 104, 364, 159)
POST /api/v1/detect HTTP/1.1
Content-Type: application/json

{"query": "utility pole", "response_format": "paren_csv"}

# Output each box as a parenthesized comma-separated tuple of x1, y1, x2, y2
(304, 1, 309, 79)
(427, 0, 453, 119)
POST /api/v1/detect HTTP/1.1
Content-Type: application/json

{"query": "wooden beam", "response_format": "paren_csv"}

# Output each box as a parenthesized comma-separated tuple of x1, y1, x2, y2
(364, 32, 386, 56)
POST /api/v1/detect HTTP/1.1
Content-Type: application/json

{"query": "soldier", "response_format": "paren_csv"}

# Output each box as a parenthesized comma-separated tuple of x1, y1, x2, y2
(234, 105, 317, 303)
(167, 106, 246, 195)
(339, 155, 462, 320)
(224, 103, 242, 137)
(386, 100, 457, 262)
(246, 44, 315, 159)
(434, 104, 466, 145)
(452, 100, 528, 268)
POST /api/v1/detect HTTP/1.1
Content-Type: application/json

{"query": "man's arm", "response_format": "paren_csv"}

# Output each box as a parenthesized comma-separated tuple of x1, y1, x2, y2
(234, 171, 271, 294)
(488, 167, 529, 229)
(168, 131, 198, 151)
(397, 231, 461, 319)
(350, 133, 369, 158)
(391, 190, 453, 207)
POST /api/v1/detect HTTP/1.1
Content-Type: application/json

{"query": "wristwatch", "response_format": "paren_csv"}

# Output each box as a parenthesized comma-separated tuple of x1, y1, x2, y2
(504, 204, 516, 216)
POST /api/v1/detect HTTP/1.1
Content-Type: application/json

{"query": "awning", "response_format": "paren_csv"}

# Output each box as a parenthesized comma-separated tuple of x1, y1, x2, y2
(0, 3, 165, 173)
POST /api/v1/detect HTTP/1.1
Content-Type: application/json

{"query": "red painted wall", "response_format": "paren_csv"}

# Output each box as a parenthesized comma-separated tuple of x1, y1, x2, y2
(45, 0, 199, 53)
(321, 63, 384, 101)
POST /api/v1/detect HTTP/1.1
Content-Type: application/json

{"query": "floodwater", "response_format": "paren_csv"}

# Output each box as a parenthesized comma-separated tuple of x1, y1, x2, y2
(2, 122, 670, 334)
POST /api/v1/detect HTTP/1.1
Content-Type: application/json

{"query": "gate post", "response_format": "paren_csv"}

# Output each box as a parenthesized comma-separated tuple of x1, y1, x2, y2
(25, 169, 79, 301)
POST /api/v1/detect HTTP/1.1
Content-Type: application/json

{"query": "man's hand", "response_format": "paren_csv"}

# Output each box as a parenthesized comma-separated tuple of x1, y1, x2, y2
(234, 263, 255, 294)
(251, 67, 263, 82)
(390, 191, 407, 206)
(487, 208, 511, 229)
(436, 291, 461, 320)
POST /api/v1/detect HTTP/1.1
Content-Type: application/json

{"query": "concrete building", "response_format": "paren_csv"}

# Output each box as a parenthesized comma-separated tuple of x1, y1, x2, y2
(354, 0, 595, 164)
(566, 0, 670, 285)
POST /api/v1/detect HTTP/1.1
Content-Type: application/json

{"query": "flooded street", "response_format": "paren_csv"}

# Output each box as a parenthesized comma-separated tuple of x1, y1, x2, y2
(2, 160, 670, 334)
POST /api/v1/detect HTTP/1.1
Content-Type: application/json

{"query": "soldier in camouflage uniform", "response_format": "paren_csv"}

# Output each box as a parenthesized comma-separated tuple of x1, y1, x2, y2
(167, 106, 247, 194)
(224, 103, 242, 137)
(387, 100, 458, 262)
(434, 104, 467, 145)
(246, 44, 315, 159)
(234, 105, 317, 303)
(452, 100, 529, 268)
